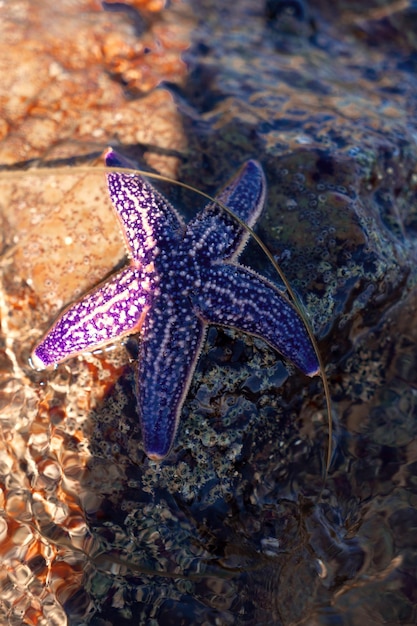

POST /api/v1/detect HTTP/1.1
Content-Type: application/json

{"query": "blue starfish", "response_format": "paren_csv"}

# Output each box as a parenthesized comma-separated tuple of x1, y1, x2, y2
(32, 149, 319, 460)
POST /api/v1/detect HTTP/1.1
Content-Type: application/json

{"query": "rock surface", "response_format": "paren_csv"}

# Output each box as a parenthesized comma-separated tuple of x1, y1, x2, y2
(1, 0, 417, 624)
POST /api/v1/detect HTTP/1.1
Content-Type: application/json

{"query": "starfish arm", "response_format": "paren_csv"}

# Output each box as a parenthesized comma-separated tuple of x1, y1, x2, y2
(32, 267, 151, 369)
(192, 264, 319, 377)
(105, 149, 185, 265)
(213, 159, 266, 231)
(136, 295, 206, 460)
(186, 160, 266, 261)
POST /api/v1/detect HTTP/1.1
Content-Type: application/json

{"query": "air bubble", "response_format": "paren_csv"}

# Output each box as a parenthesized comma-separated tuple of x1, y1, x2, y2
(293, 173, 305, 183)
(285, 198, 298, 211)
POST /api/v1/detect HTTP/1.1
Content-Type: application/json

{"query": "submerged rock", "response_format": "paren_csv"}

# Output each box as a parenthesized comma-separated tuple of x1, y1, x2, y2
(1, 0, 417, 624)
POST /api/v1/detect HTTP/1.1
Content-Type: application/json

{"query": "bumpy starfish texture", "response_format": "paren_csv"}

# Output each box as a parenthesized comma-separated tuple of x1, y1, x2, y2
(32, 149, 319, 460)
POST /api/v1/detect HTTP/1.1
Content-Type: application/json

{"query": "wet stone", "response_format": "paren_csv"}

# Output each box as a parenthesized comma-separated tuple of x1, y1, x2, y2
(1, 0, 417, 624)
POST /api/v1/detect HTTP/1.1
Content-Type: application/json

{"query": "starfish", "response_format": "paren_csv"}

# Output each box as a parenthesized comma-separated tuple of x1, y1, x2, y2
(32, 149, 319, 460)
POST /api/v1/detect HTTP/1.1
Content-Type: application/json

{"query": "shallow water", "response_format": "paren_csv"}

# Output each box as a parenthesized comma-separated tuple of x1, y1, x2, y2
(1, 0, 417, 624)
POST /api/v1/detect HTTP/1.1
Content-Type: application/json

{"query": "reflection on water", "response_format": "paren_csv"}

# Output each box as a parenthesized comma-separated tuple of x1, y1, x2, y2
(1, 163, 417, 623)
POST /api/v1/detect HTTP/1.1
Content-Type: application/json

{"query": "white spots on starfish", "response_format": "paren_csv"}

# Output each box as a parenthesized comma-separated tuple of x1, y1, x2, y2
(193, 264, 319, 376)
(194, 222, 219, 251)
(32, 266, 151, 367)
